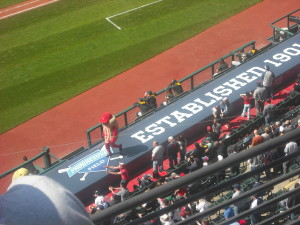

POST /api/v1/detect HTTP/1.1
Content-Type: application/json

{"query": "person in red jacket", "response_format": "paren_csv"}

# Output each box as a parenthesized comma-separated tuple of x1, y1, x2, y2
(100, 112, 122, 156)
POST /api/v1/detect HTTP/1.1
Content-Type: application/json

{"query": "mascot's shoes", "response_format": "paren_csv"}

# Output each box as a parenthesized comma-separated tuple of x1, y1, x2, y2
(119, 144, 123, 151)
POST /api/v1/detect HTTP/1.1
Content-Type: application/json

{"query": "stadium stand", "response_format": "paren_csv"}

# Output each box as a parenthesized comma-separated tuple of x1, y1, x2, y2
(1, 8, 300, 225)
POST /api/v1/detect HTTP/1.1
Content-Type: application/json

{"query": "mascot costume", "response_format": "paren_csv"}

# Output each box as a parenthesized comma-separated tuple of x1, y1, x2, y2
(100, 112, 122, 156)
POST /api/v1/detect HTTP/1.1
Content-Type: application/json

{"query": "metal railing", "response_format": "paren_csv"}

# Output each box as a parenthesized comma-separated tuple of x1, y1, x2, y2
(91, 128, 300, 225)
(270, 8, 300, 42)
(86, 41, 256, 148)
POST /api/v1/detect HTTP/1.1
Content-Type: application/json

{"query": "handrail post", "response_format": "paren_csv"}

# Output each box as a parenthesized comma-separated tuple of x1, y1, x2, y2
(42, 146, 51, 169)
(190, 76, 194, 90)
(124, 112, 128, 127)
(211, 65, 215, 79)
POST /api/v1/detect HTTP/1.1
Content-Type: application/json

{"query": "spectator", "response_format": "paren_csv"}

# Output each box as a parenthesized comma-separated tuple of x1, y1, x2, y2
(247, 44, 258, 57)
(293, 79, 300, 93)
(240, 92, 253, 120)
(216, 58, 229, 74)
(224, 205, 235, 220)
(22, 156, 39, 174)
(253, 81, 267, 116)
(100, 112, 122, 156)
(144, 91, 157, 110)
(206, 126, 219, 142)
(220, 98, 229, 119)
(262, 65, 275, 99)
(134, 97, 150, 117)
(152, 140, 165, 176)
(166, 87, 175, 103)
(232, 49, 246, 66)
(105, 162, 129, 187)
(93, 190, 110, 210)
(187, 157, 202, 173)
(250, 129, 264, 147)
(263, 99, 275, 125)
(212, 105, 221, 120)
(287, 183, 300, 220)
(187, 142, 205, 160)
(283, 141, 299, 174)
(232, 184, 245, 215)
(195, 199, 210, 213)
(169, 80, 184, 96)
(108, 183, 129, 202)
(271, 121, 281, 137)
(0, 176, 94, 225)
(177, 135, 187, 162)
(212, 119, 222, 139)
(167, 136, 180, 169)
(250, 194, 263, 224)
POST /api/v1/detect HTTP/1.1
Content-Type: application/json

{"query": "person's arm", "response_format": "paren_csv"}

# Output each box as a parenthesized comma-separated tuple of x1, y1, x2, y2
(107, 171, 121, 175)
(104, 165, 119, 169)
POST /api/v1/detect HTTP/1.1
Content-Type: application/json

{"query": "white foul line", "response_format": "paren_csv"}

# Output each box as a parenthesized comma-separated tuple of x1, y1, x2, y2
(0, 0, 59, 20)
(0, 0, 43, 13)
(105, 0, 164, 30)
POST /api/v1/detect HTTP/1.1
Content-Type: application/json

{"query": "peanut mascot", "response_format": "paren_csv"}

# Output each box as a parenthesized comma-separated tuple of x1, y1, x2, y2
(100, 112, 122, 156)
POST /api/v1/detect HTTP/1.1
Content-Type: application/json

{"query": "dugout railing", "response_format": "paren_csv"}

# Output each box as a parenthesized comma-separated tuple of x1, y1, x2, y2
(86, 40, 257, 148)
(91, 128, 300, 225)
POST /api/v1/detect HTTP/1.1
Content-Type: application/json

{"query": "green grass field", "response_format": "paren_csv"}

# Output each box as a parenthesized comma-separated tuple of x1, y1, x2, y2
(0, 0, 262, 133)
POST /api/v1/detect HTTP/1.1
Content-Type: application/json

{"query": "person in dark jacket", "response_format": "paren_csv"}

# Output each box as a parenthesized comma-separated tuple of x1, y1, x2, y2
(144, 91, 157, 110)
(167, 136, 180, 169)
(134, 97, 150, 117)
(169, 80, 184, 96)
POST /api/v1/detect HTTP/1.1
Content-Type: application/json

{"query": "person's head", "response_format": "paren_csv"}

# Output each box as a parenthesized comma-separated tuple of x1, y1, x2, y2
(171, 79, 177, 85)
(253, 129, 259, 136)
(232, 184, 240, 191)
(168, 136, 174, 143)
(12, 168, 29, 181)
(246, 92, 251, 97)
(194, 142, 200, 149)
(119, 162, 125, 169)
(275, 121, 281, 127)
(264, 64, 270, 71)
(207, 126, 212, 133)
(23, 156, 28, 161)
(178, 135, 185, 142)
(264, 127, 270, 134)
(100, 112, 113, 124)
(153, 140, 159, 147)
(94, 190, 100, 197)
(266, 98, 271, 104)
(165, 87, 172, 94)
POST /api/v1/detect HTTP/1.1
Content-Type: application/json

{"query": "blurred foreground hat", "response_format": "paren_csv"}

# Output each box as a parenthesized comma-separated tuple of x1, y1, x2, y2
(12, 168, 29, 181)
(100, 112, 113, 123)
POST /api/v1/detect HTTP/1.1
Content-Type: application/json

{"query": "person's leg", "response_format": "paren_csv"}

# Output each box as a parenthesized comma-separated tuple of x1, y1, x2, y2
(246, 104, 251, 119)
(169, 155, 174, 169)
(105, 142, 112, 155)
(241, 104, 247, 117)
(153, 160, 158, 173)
(255, 101, 260, 116)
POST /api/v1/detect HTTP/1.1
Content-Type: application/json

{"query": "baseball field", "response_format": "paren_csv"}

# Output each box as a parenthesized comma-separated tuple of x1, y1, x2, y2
(0, 0, 262, 134)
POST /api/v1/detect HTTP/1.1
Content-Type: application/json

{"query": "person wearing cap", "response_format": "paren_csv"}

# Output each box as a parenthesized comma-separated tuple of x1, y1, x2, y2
(100, 112, 122, 156)
(93, 190, 110, 210)
(144, 91, 157, 110)
(134, 97, 150, 117)
(253, 81, 267, 116)
(12, 167, 29, 182)
(169, 79, 184, 97)
(263, 99, 275, 126)
(105, 162, 129, 187)
(216, 58, 229, 74)
(262, 64, 275, 99)
(167, 136, 180, 169)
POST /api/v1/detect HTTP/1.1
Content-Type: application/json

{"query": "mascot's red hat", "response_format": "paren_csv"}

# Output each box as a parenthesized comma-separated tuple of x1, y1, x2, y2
(100, 112, 113, 124)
